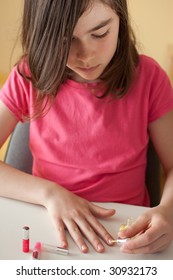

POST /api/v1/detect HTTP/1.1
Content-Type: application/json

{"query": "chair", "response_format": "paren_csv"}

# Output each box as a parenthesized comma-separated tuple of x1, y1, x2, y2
(145, 140, 161, 207)
(4, 122, 161, 207)
(4, 122, 33, 174)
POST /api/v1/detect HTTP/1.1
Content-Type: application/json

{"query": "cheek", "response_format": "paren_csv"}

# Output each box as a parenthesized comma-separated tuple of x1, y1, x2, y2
(98, 36, 118, 58)
(99, 44, 117, 62)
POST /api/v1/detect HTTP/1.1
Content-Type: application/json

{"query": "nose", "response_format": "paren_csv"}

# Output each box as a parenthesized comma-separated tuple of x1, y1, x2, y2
(76, 41, 95, 63)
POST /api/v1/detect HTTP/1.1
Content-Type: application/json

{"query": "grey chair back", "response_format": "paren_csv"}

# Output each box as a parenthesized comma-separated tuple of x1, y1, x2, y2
(4, 122, 33, 174)
(145, 140, 161, 207)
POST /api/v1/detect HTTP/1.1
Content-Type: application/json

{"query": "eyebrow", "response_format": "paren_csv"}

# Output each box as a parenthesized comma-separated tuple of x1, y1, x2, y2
(86, 18, 113, 33)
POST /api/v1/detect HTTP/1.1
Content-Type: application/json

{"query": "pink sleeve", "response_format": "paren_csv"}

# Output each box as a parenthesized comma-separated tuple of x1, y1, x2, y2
(148, 63, 173, 123)
(0, 66, 31, 122)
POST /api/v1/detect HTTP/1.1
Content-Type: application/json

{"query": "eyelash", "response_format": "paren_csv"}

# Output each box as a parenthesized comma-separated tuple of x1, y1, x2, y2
(72, 30, 109, 42)
(92, 30, 109, 39)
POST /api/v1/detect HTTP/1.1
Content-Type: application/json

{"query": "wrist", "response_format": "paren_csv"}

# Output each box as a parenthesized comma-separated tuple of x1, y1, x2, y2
(42, 180, 64, 208)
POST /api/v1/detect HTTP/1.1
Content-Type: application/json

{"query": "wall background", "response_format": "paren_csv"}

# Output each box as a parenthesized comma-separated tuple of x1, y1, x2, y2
(128, 0, 173, 83)
(0, 0, 173, 159)
(0, 0, 173, 82)
(0, 0, 23, 85)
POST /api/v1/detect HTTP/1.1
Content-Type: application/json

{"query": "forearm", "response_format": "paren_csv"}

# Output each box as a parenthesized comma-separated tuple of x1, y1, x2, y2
(0, 160, 56, 206)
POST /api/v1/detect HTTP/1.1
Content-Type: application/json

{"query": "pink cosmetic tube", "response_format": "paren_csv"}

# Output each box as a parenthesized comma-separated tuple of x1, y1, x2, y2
(32, 242, 42, 259)
(32, 242, 69, 259)
(22, 226, 30, 253)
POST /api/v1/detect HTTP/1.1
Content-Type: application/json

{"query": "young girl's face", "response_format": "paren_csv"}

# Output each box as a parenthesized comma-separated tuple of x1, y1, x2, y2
(66, 1, 120, 82)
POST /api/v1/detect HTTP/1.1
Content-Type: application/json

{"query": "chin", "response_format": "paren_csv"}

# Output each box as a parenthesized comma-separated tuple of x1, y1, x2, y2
(78, 72, 103, 82)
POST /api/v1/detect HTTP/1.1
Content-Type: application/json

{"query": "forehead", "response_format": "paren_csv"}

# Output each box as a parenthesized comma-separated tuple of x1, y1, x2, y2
(73, 1, 118, 36)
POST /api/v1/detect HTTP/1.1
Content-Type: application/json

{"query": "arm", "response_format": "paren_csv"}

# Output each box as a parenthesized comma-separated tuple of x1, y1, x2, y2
(0, 100, 115, 253)
(119, 109, 173, 253)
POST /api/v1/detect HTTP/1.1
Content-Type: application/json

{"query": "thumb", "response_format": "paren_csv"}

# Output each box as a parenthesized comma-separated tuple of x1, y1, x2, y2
(89, 203, 116, 218)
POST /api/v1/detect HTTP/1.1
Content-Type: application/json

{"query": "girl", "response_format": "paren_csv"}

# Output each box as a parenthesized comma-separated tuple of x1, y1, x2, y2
(0, 0, 173, 254)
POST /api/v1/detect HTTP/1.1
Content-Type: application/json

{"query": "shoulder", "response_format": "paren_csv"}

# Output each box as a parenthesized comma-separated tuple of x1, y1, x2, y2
(133, 54, 172, 92)
(137, 54, 168, 80)
(1, 61, 33, 98)
(134, 55, 173, 123)
(138, 54, 160, 67)
(0, 61, 36, 120)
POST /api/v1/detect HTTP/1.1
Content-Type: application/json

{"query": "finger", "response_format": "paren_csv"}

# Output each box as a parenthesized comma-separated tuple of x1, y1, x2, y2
(120, 226, 159, 252)
(64, 219, 89, 253)
(77, 218, 105, 253)
(118, 214, 150, 239)
(120, 233, 172, 254)
(120, 222, 171, 253)
(86, 212, 115, 246)
(54, 219, 68, 248)
(89, 203, 116, 218)
(70, 209, 113, 252)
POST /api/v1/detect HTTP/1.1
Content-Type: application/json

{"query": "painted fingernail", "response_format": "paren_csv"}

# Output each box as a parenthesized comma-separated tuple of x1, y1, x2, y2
(81, 244, 88, 253)
(60, 241, 68, 248)
(108, 238, 114, 244)
(97, 243, 104, 252)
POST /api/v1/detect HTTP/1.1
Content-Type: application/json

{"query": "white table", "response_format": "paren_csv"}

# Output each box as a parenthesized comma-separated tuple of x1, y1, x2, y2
(0, 197, 172, 260)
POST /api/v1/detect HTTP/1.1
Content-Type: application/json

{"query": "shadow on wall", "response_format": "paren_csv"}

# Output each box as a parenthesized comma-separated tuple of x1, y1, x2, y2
(168, 45, 173, 86)
(170, 56, 173, 86)
(0, 72, 8, 88)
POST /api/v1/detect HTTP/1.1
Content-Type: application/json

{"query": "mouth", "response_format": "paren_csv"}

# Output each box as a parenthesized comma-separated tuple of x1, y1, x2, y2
(77, 65, 100, 73)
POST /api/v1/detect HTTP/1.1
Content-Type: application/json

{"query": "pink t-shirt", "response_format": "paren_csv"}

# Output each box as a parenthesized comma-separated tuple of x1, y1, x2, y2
(1, 55, 173, 206)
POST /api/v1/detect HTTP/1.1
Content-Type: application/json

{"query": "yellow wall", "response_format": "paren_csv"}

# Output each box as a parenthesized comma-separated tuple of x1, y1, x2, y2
(128, 0, 173, 84)
(0, 0, 173, 160)
(0, 0, 23, 160)
(0, 0, 173, 78)
(0, 0, 22, 77)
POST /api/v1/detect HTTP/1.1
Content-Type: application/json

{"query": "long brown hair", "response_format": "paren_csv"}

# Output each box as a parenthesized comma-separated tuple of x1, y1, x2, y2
(18, 0, 139, 115)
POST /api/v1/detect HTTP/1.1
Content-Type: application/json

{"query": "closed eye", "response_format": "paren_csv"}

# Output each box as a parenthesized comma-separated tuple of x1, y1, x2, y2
(92, 30, 110, 39)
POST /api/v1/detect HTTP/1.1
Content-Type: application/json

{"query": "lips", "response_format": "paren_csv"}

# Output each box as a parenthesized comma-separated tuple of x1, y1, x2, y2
(77, 65, 99, 73)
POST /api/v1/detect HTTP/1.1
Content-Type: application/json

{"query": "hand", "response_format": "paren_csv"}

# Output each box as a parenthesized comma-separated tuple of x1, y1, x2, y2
(44, 184, 116, 253)
(118, 205, 173, 254)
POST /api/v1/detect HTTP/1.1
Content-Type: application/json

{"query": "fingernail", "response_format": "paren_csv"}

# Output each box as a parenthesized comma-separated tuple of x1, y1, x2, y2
(108, 238, 114, 245)
(81, 244, 88, 253)
(61, 241, 68, 248)
(97, 243, 104, 252)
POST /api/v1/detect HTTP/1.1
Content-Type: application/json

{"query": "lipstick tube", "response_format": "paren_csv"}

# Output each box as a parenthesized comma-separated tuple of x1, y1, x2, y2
(22, 226, 30, 253)
(42, 243, 69, 255)
(32, 242, 42, 259)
